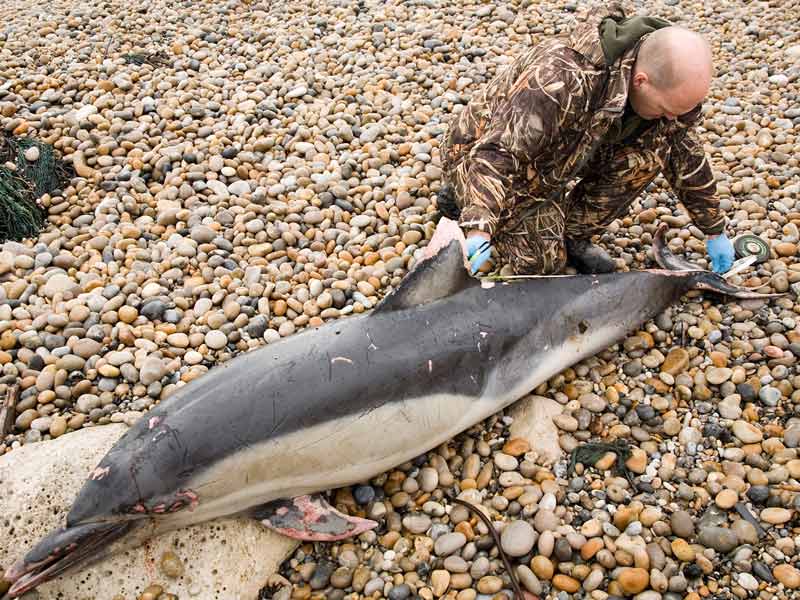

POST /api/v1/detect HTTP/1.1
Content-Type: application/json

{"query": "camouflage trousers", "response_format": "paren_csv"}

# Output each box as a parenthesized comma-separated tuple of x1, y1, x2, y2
(439, 141, 665, 275)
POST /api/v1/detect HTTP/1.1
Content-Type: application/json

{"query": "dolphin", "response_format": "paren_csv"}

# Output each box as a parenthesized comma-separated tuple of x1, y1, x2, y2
(3, 222, 780, 596)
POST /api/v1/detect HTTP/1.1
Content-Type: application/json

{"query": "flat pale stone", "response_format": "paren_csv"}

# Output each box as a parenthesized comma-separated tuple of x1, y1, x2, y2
(774, 563, 800, 588)
(0, 424, 297, 600)
(41, 273, 79, 298)
(705, 367, 732, 385)
(760, 507, 792, 525)
(715, 489, 738, 509)
(508, 395, 563, 465)
(732, 420, 763, 444)
(206, 179, 230, 199)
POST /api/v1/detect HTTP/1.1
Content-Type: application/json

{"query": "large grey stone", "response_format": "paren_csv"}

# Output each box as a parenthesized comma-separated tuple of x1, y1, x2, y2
(508, 395, 564, 465)
(0, 424, 297, 599)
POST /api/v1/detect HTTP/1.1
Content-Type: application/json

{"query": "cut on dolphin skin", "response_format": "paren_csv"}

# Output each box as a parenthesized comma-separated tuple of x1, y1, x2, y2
(3, 220, 781, 597)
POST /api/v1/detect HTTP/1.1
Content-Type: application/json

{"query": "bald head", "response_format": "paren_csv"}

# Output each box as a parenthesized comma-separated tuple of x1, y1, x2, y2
(628, 26, 714, 120)
(637, 26, 714, 92)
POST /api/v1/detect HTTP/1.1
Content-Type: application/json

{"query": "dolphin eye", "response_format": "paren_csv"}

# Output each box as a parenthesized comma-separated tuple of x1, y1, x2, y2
(578, 321, 589, 334)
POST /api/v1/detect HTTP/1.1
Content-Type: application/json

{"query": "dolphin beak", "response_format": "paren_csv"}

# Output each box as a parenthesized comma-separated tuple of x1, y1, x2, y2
(4, 521, 132, 597)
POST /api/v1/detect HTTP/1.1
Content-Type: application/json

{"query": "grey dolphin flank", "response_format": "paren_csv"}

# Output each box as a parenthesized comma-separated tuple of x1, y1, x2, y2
(3, 222, 780, 596)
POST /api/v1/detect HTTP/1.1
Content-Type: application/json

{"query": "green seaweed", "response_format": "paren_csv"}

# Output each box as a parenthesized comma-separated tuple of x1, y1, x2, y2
(0, 132, 72, 243)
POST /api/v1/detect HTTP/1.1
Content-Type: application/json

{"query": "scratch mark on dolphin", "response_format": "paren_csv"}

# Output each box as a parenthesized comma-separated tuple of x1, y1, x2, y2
(293, 421, 355, 453)
(366, 332, 378, 350)
(270, 411, 290, 437)
(89, 466, 110, 481)
(398, 403, 413, 423)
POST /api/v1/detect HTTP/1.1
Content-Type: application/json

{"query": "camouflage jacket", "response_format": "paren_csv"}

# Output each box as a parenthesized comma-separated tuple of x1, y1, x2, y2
(440, 2, 726, 236)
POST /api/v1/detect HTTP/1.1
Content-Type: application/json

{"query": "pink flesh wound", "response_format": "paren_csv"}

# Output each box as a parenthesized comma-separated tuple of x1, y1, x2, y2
(423, 216, 469, 268)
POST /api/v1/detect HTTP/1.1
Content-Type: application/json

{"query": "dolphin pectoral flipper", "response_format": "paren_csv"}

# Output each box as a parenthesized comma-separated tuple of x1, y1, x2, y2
(252, 494, 379, 541)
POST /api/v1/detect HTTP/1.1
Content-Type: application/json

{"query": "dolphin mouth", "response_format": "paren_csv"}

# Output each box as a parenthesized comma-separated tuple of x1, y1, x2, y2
(4, 521, 132, 597)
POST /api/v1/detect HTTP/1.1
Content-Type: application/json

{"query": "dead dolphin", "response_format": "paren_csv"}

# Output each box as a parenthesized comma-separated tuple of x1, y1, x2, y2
(3, 222, 781, 596)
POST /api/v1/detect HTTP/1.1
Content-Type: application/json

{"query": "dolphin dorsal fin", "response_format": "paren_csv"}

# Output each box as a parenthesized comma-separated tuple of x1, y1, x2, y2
(373, 240, 477, 313)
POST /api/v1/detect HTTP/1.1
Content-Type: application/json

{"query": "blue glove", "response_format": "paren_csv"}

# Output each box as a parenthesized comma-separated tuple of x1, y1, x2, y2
(706, 233, 735, 273)
(465, 234, 492, 275)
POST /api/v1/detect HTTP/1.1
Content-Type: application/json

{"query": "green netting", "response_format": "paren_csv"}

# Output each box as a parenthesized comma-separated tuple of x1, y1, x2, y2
(0, 133, 72, 243)
(123, 51, 171, 67)
(567, 439, 638, 490)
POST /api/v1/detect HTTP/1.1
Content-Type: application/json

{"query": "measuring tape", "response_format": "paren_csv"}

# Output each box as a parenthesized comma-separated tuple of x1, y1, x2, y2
(732, 234, 770, 264)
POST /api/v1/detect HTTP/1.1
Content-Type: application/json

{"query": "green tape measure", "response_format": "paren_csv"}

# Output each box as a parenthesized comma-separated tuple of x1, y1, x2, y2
(733, 234, 770, 264)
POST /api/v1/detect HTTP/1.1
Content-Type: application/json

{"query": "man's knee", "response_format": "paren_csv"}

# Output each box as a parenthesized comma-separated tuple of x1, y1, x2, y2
(496, 238, 568, 276)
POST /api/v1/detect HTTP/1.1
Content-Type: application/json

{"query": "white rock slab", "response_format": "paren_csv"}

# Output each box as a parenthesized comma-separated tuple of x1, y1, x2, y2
(0, 424, 297, 600)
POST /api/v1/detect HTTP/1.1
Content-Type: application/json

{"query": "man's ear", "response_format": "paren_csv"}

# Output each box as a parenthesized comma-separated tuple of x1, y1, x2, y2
(632, 71, 648, 88)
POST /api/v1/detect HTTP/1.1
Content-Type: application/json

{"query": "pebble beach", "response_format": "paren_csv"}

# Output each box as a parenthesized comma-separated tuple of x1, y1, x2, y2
(1, 0, 800, 599)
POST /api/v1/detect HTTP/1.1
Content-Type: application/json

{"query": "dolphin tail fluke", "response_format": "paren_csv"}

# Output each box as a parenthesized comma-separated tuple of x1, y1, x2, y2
(253, 494, 378, 541)
(653, 223, 786, 299)
(3, 521, 132, 597)
(686, 271, 786, 299)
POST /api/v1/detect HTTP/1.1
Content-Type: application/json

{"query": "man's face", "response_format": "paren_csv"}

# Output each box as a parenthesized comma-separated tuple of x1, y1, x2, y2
(629, 72, 708, 121)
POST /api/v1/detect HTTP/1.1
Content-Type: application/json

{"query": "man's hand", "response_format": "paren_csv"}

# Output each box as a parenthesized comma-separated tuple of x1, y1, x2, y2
(706, 233, 735, 273)
(465, 231, 492, 275)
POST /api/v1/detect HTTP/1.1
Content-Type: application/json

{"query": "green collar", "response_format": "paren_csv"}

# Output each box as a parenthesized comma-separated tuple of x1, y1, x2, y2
(599, 15, 671, 65)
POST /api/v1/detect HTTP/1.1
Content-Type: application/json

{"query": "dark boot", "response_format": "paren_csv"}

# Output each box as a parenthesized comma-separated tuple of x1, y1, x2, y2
(565, 239, 616, 274)
(436, 184, 461, 221)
